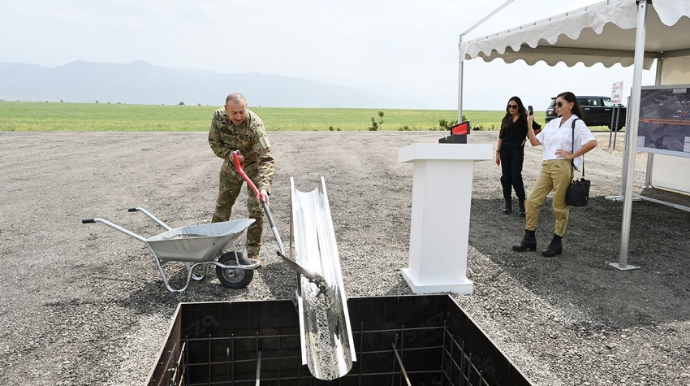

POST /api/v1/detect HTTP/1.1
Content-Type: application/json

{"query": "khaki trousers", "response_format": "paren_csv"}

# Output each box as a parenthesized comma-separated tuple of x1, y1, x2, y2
(525, 159, 573, 236)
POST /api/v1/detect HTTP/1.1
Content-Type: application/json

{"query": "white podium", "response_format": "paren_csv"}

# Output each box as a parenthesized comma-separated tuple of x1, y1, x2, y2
(398, 143, 492, 294)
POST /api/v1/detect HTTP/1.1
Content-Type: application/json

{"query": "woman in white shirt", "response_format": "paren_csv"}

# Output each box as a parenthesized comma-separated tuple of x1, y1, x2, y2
(512, 92, 598, 257)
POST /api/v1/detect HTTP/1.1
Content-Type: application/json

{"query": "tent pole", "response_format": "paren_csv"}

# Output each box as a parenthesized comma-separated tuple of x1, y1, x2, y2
(606, 96, 640, 203)
(458, 37, 465, 123)
(643, 58, 664, 188)
(457, 0, 515, 123)
(611, 0, 649, 271)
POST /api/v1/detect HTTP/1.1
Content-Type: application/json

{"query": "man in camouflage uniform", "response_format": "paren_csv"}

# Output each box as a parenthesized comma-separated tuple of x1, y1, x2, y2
(209, 93, 275, 265)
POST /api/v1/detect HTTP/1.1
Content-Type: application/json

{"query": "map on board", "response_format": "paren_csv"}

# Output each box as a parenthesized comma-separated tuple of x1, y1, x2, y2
(637, 85, 690, 159)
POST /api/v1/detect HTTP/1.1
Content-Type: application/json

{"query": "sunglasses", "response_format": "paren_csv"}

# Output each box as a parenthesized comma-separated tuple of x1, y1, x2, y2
(507, 104, 518, 109)
(556, 101, 566, 107)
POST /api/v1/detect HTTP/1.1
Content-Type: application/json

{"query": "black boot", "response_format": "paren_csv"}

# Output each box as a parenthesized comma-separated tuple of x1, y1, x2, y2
(515, 180, 526, 217)
(541, 234, 563, 257)
(502, 200, 512, 214)
(512, 230, 536, 252)
(501, 178, 512, 214)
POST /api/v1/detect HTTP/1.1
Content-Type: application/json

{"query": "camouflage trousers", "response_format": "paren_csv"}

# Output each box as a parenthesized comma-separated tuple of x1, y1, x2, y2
(211, 163, 266, 256)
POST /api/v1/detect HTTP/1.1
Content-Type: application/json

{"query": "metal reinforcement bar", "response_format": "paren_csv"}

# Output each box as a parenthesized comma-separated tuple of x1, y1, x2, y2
(175, 322, 500, 385)
(290, 176, 357, 381)
(145, 295, 534, 385)
(391, 338, 413, 386)
(442, 328, 490, 386)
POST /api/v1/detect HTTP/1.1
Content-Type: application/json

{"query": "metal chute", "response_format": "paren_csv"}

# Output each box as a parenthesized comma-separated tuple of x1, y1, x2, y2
(290, 177, 356, 380)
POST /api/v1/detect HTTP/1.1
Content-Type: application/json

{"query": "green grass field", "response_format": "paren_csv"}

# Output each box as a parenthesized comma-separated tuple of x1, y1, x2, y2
(0, 101, 550, 132)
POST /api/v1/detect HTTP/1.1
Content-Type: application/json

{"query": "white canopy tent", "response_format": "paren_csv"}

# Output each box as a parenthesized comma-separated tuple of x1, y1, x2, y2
(460, 0, 690, 69)
(458, 0, 690, 269)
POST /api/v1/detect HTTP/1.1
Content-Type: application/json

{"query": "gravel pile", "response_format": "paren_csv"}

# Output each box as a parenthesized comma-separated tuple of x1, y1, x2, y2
(1, 131, 689, 385)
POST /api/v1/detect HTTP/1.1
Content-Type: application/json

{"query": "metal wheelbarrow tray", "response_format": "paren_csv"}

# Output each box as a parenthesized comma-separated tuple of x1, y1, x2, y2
(82, 207, 260, 293)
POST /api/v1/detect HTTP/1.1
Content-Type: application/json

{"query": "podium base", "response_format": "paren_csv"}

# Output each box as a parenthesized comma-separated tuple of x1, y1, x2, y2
(401, 268, 473, 294)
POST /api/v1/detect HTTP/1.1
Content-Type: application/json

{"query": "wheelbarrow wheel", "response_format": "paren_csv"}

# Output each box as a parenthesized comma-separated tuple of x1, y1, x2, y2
(216, 252, 253, 289)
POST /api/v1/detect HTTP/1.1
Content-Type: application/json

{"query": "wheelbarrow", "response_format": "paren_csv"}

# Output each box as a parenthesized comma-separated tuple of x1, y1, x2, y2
(82, 207, 260, 293)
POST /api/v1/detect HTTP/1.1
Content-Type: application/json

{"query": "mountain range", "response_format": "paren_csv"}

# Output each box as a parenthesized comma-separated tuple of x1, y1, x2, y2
(0, 60, 423, 109)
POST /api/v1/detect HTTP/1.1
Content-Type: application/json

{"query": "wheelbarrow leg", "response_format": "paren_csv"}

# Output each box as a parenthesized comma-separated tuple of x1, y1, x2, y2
(147, 244, 196, 293)
(187, 262, 208, 281)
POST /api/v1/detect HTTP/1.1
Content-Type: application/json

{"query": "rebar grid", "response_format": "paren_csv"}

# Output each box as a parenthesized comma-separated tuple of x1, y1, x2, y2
(176, 320, 493, 386)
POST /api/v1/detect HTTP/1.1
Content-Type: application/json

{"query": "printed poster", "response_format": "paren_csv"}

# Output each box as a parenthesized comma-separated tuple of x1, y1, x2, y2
(637, 85, 690, 158)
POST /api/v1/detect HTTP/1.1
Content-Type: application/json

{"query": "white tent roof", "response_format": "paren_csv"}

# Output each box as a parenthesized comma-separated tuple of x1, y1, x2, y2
(460, 0, 690, 69)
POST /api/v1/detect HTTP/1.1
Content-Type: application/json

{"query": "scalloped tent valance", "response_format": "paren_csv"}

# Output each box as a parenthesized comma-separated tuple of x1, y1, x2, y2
(460, 0, 690, 69)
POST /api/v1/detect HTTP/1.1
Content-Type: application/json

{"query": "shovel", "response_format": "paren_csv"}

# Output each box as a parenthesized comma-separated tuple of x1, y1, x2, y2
(231, 151, 327, 290)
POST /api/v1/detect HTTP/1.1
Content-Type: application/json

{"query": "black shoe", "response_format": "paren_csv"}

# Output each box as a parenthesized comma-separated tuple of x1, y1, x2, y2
(541, 235, 563, 257)
(502, 201, 512, 214)
(518, 201, 526, 217)
(512, 230, 536, 252)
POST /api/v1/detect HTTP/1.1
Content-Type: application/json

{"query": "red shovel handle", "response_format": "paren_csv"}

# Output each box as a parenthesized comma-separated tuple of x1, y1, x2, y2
(231, 150, 286, 256)
(232, 151, 262, 200)
(230, 151, 325, 288)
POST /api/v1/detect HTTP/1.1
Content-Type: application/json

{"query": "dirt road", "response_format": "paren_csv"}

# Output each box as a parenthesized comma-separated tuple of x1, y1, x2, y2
(1, 131, 688, 385)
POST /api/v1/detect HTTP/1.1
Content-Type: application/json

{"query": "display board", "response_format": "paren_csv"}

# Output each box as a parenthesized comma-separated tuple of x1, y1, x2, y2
(637, 85, 690, 158)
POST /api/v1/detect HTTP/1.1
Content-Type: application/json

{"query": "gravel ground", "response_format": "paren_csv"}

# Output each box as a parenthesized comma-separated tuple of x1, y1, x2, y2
(1, 131, 689, 386)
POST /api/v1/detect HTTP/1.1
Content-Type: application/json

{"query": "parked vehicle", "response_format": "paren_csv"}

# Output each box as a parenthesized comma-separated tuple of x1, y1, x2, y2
(545, 96, 627, 131)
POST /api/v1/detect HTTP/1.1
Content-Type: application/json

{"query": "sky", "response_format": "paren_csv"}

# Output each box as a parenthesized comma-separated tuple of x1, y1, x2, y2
(0, 0, 657, 110)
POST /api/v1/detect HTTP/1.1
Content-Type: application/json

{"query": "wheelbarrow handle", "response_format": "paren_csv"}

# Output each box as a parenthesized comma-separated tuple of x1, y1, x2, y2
(81, 217, 147, 242)
(127, 207, 172, 230)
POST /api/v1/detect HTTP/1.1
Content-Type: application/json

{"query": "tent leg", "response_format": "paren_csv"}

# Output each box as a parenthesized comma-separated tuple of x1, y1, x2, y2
(641, 53, 663, 189)
(608, 262, 640, 271)
(605, 195, 641, 203)
(616, 0, 649, 271)
(644, 153, 654, 188)
(606, 122, 641, 203)
(457, 0, 515, 122)
(458, 50, 464, 123)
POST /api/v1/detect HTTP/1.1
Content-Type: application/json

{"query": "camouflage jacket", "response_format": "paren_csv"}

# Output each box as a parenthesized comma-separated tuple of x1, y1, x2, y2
(208, 108, 275, 193)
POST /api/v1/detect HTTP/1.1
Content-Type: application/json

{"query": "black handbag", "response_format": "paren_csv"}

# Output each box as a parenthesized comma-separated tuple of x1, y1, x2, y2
(565, 119, 590, 207)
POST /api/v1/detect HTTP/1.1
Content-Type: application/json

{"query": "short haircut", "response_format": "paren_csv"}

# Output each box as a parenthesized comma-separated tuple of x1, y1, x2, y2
(225, 92, 246, 105)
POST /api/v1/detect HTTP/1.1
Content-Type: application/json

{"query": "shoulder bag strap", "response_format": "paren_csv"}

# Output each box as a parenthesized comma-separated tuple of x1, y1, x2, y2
(571, 118, 584, 178)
